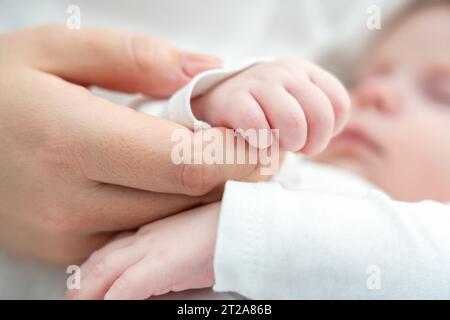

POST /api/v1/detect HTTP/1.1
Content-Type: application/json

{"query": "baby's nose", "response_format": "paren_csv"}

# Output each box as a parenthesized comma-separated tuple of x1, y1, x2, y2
(352, 76, 401, 114)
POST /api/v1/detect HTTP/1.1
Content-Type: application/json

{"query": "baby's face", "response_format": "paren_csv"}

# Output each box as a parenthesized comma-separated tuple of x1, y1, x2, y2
(314, 4, 450, 202)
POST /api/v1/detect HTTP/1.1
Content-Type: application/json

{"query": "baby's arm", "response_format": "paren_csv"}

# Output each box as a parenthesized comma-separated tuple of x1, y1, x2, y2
(69, 183, 450, 300)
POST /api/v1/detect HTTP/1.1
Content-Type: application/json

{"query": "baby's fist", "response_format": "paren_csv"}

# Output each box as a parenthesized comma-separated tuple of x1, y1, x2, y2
(192, 59, 350, 154)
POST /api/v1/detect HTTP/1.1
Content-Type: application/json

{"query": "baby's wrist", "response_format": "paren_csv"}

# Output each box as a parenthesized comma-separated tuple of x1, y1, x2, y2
(191, 93, 212, 125)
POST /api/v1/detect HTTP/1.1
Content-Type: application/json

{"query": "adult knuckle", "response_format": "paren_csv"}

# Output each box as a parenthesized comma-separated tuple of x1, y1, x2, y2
(38, 138, 79, 170)
(126, 33, 163, 75)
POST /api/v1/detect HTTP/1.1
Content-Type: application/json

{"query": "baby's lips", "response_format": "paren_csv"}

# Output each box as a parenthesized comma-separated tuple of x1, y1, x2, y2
(180, 51, 223, 77)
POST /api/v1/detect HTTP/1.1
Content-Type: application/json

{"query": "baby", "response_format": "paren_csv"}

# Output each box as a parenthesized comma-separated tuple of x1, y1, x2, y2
(69, 0, 450, 299)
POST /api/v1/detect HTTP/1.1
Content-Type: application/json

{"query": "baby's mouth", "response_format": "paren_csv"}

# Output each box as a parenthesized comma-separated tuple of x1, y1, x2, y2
(331, 127, 383, 156)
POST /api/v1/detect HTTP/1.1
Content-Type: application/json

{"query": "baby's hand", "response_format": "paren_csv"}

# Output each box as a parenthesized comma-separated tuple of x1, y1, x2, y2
(192, 59, 350, 154)
(66, 203, 219, 300)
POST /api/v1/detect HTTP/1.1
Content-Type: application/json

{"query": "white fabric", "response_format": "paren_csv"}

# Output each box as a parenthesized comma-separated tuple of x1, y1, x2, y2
(0, 0, 411, 299)
(138, 59, 266, 130)
(213, 176, 450, 299)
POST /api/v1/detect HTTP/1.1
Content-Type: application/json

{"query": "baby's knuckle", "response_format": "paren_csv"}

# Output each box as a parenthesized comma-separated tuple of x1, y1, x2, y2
(111, 277, 130, 292)
(286, 111, 305, 129)
(273, 58, 304, 69)
(133, 233, 155, 248)
(241, 107, 265, 129)
(91, 261, 108, 278)
(272, 66, 297, 80)
(86, 250, 102, 265)
(96, 253, 120, 274)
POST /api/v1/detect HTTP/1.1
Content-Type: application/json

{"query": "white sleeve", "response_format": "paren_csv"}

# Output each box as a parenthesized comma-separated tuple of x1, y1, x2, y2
(136, 59, 270, 130)
(213, 181, 450, 299)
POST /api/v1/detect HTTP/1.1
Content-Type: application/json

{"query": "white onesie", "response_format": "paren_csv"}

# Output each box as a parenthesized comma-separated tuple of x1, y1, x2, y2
(140, 64, 450, 300)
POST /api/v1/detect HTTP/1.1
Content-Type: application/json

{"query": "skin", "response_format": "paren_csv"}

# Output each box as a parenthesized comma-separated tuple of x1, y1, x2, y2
(69, 56, 351, 300)
(0, 24, 272, 265)
(70, 4, 450, 299)
(313, 3, 450, 202)
(192, 59, 350, 154)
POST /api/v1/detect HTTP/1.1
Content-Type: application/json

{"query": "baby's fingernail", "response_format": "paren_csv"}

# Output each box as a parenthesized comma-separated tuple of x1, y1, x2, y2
(180, 52, 222, 77)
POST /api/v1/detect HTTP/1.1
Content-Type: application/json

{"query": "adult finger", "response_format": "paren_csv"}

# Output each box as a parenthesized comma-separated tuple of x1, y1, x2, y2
(13, 24, 222, 98)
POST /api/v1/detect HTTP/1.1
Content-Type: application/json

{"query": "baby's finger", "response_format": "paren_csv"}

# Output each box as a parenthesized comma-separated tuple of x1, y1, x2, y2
(286, 77, 335, 155)
(66, 233, 135, 300)
(104, 257, 169, 300)
(251, 86, 307, 152)
(71, 243, 144, 300)
(65, 232, 133, 299)
(79, 232, 135, 279)
(220, 93, 273, 148)
(308, 68, 351, 135)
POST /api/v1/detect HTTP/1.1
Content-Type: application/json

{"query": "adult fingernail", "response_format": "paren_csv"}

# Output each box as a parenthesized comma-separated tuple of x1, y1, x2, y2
(180, 51, 223, 77)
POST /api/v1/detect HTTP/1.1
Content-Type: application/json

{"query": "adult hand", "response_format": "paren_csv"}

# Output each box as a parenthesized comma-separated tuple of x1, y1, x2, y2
(0, 24, 270, 265)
